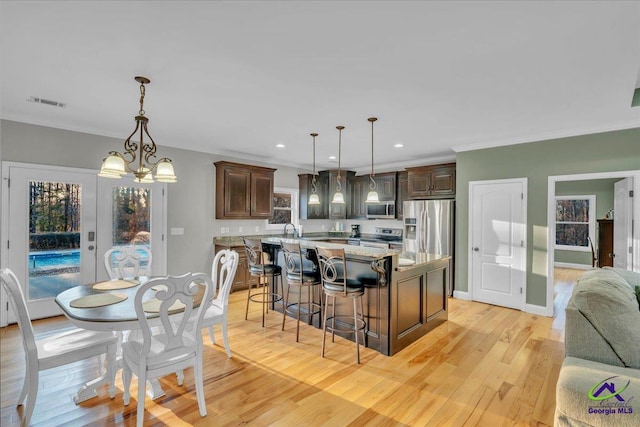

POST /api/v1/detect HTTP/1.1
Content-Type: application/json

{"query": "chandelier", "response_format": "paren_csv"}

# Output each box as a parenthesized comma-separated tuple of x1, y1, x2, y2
(308, 132, 320, 205)
(98, 76, 177, 183)
(365, 117, 379, 203)
(331, 125, 346, 204)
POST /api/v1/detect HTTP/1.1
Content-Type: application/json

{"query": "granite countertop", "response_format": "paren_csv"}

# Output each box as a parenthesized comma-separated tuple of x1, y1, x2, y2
(213, 232, 351, 247)
(261, 236, 399, 259)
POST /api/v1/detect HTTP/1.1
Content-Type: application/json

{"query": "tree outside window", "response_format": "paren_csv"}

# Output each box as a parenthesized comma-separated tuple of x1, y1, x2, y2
(555, 195, 595, 251)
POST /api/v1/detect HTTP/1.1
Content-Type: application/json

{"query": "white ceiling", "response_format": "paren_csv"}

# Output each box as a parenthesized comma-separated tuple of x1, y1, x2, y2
(2, 1, 639, 173)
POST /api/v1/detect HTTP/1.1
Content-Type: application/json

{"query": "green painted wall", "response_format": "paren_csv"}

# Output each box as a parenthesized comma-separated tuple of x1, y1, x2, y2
(456, 127, 640, 307)
(554, 179, 618, 266)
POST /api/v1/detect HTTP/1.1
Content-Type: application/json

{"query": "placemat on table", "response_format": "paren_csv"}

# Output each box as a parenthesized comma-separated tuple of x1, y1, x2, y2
(142, 298, 186, 314)
(93, 279, 139, 290)
(70, 292, 128, 308)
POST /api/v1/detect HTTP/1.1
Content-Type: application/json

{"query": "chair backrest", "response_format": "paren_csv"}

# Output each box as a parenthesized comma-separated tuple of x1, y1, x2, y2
(211, 249, 239, 310)
(104, 245, 152, 280)
(315, 246, 349, 295)
(133, 272, 215, 362)
(0, 268, 38, 367)
(280, 240, 315, 284)
(243, 238, 270, 274)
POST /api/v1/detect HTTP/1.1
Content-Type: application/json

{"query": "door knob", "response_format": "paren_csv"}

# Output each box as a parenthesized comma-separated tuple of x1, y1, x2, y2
(88, 245, 95, 251)
(473, 247, 479, 252)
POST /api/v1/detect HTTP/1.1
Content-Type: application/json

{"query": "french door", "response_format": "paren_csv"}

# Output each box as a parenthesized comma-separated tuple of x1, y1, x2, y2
(2, 162, 165, 322)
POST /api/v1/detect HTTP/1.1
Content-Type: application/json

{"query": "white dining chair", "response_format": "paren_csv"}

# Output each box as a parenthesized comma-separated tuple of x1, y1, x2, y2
(122, 272, 215, 427)
(0, 268, 118, 427)
(104, 245, 152, 280)
(201, 249, 239, 357)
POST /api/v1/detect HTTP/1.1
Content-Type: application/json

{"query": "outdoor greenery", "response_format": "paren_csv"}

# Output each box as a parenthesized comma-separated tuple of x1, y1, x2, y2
(112, 186, 151, 245)
(556, 198, 590, 247)
(29, 181, 81, 250)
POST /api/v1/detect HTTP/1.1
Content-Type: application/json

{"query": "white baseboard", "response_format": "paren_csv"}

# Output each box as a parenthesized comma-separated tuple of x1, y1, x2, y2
(554, 262, 591, 270)
(525, 303, 553, 317)
(452, 290, 471, 300)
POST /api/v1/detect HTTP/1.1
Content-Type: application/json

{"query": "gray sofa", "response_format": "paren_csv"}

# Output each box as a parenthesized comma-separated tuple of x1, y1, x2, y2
(555, 267, 640, 427)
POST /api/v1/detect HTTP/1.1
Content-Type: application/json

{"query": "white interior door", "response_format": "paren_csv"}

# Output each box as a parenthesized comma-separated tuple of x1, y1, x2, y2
(5, 164, 97, 320)
(470, 179, 527, 310)
(613, 178, 633, 269)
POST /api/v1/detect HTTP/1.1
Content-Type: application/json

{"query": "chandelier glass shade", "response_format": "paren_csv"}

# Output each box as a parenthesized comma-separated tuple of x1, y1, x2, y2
(308, 132, 320, 205)
(365, 117, 380, 203)
(98, 76, 177, 183)
(331, 125, 345, 204)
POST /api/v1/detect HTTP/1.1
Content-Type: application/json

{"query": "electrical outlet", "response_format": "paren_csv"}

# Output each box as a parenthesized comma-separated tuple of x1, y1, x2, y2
(322, 225, 326, 230)
(239, 226, 243, 233)
(255, 226, 259, 232)
(225, 227, 230, 233)
(220, 227, 225, 234)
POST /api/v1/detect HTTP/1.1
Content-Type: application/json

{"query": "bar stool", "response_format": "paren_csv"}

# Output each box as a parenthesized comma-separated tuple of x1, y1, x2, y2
(315, 246, 367, 364)
(280, 240, 322, 342)
(243, 237, 283, 327)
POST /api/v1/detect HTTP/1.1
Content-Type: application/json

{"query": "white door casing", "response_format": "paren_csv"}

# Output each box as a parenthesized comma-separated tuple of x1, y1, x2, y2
(613, 177, 633, 269)
(469, 178, 527, 310)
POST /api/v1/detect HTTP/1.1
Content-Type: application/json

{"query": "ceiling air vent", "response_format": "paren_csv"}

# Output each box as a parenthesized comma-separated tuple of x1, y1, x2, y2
(27, 96, 66, 108)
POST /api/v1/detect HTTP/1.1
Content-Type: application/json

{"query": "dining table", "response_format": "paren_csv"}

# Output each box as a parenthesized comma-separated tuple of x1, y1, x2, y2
(55, 276, 206, 402)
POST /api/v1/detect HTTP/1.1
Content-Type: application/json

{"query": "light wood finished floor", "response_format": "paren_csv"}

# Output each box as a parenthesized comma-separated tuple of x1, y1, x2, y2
(1, 269, 583, 426)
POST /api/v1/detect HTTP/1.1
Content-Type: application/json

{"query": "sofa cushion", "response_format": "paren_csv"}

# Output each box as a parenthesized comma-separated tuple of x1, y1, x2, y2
(573, 269, 640, 368)
(555, 357, 640, 427)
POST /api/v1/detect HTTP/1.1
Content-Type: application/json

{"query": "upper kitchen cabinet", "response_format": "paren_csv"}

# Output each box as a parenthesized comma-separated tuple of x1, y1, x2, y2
(348, 172, 397, 219)
(321, 170, 355, 219)
(396, 171, 408, 219)
(406, 163, 456, 199)
(214, 161, 276, 219)
(299, 173, 329, 219)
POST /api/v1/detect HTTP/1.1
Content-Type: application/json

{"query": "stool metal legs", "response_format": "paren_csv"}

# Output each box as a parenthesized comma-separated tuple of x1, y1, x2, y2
(245, 274, 283, 327)
(282, 282, 321, 342)
(321, 292, 367, 364)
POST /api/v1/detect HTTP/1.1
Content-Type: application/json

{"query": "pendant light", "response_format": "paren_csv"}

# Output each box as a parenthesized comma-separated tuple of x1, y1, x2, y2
(308, 132, 320, 205)
(365, 117, 380, 203)
(99, 76, 177, 183)
(331, 125, 346, 204)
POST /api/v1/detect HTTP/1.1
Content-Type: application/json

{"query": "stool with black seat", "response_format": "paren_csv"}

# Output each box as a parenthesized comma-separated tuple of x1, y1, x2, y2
(243, 237, 283, 327)
(315, 246, 367, 364)
(280, 240, 322, 342)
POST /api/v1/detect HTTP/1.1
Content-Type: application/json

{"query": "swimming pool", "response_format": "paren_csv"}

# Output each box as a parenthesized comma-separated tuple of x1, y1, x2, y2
(30, 249, 80, 271)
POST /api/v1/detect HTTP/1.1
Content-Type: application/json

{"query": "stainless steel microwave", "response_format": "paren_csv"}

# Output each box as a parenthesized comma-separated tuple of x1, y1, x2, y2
(366, 201, 395, 219)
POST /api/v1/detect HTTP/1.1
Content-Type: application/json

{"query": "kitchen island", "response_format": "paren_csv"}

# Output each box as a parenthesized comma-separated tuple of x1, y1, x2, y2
(251, 236, 451, 356)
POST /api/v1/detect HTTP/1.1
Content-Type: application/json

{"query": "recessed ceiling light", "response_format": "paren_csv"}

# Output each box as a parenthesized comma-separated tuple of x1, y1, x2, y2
(276, 143, 285, 148)
(394, 143, 404, 148)
(329, 155, 336, 160)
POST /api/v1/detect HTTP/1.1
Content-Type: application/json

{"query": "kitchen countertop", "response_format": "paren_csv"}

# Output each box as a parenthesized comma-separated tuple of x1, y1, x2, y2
(261, 236, 398, 259)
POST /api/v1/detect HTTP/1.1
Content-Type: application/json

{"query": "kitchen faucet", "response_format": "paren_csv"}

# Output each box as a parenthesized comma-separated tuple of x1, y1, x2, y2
(283, 223, 297, 238)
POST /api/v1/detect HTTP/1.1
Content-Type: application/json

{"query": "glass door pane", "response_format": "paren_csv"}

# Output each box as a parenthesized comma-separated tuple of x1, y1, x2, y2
(28, 181, 83, 299)
(104, 186, 152, 272)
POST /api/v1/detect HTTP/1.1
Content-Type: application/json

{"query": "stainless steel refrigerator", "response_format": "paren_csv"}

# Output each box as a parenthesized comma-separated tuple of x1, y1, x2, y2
(403, 200, 455, 296)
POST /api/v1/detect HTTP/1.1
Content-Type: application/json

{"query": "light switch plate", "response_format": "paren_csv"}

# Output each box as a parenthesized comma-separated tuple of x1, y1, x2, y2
(171, 227, 184, 235)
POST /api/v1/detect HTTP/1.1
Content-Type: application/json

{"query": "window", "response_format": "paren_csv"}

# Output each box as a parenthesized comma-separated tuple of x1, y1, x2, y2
(266, 187, 298, 230)
(555, 195, 595, 251)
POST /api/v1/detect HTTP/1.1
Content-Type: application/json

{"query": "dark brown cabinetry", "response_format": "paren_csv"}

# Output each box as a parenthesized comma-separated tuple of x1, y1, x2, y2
(348, 172, 397, 219)
(406, 163, 456, 199)
(299, 173, 329, 219)
(597, 219, 614, 267)
(214, 161, 276, 219)
(321, 170, 355, 219)
(396, 171, 408, 219)
(348, 175, 369, 219)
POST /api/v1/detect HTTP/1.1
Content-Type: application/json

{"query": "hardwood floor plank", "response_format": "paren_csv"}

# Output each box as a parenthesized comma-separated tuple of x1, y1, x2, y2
(1, 269, 582, 426)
